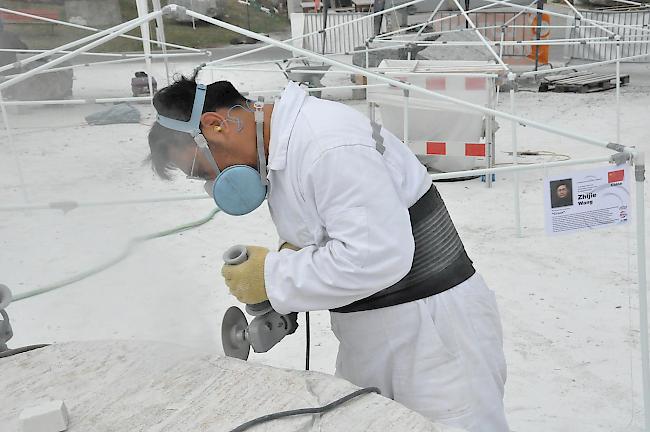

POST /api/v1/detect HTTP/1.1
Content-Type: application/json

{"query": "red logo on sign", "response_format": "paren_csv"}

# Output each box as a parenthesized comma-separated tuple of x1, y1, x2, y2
(426, 141, 446, 155)
(608, 169, 625, 183)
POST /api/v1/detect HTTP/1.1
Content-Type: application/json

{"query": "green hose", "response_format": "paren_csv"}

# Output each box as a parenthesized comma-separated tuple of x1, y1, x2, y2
(13, 208, 221, 302)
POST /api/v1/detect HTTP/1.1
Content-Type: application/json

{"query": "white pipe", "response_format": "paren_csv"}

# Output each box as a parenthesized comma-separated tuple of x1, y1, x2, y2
(182, 7, 632, 152)
(0, 7, 202, 53)
(634, 152, 650, 432)
(202, 0, 430, 67)
(203, 67, 350, 73)
(207, 68, 497, 76)
(521, 52, 650, 77)
(3, 55, 200, 79)
(2, 84, 391, 106)
(407, 23, 649, 40)
(503, 24, 636, 29)
(0, 96, 152, 107)
(152, 0, 171, 86)
(496, 27, 506, 105)
(509, 73, 521, 237)
(136, 0, 155, 101)
(375, 36, 610, 44)
(403, 89, 410, 146)
(349, 44, 409, 54)
(383, 39, 650, 46)
(611, 0, 650, 6)
(415, 0, 447, 38)
(0, 49, 208, 58)
(0, 15, 152, 75)
(206, 56, 309, 68)
(374, 37, 633, 46)
(449, 0, 510, 70)
(486, 77, 494, 188)
(429, 156, 612, 180)
(502, 0, 538, 27)
(0, 11, 163, 92)
(616, 37, 621, 143)
(246, 83, 390, 95)
(365, 43, 370, 69)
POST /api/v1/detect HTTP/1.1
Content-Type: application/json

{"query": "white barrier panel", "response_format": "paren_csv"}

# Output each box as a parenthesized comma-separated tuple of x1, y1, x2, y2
(368, 60, 498, 172)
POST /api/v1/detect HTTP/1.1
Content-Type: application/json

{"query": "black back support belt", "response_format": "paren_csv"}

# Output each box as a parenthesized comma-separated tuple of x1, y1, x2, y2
(331, 184, 475, 313)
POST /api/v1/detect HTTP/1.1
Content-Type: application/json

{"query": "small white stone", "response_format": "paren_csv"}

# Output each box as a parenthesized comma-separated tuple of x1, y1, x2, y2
(19, 400, 69, 432)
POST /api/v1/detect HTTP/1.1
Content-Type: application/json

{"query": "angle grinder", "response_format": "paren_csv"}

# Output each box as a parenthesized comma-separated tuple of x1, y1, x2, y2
(221, 245, 299, 360)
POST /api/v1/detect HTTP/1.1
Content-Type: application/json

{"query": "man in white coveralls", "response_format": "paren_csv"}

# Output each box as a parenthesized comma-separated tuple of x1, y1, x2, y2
(147, 72, 509, 432)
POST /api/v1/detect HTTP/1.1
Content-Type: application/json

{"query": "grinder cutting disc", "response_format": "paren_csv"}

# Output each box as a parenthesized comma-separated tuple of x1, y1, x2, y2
(221, 306, 250, 360)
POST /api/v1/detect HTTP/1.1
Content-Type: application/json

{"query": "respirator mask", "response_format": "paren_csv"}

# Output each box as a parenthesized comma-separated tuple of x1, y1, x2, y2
(156, 83, 268, 216)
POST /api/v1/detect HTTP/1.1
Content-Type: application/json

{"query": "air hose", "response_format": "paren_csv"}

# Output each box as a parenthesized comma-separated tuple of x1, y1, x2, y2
(228, 387, 381, 432)
(13, 208, 221, 301)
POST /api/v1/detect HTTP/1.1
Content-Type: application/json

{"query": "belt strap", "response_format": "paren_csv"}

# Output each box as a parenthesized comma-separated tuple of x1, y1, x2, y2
(331, 184, 475, 313)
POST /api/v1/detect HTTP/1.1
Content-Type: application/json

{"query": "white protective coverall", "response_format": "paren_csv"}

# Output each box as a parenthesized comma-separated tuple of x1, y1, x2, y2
(263, 82, 509, 432)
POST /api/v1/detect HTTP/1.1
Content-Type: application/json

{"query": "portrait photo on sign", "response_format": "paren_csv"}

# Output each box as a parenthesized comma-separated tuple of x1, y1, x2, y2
(550, 179, 573, 208)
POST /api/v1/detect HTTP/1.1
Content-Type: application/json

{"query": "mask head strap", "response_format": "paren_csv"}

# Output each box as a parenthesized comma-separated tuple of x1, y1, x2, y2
(156, 83, 221, 177)
(254, 97, 269, 187)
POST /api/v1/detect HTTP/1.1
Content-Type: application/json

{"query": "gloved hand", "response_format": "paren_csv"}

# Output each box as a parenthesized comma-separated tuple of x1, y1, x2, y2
(221, 246, 269, 304)
(279, 242, 300, 251)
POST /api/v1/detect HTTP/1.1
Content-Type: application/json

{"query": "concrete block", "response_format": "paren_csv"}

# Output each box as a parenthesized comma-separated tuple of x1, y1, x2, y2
(19, 400, 68, 432)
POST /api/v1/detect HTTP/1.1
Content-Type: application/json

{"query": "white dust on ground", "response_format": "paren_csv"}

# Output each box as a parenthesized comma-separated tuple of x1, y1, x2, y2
(1, 57, 649, 431)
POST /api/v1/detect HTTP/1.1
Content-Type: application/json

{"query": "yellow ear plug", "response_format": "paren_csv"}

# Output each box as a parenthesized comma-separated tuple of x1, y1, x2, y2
(214, 126, 223, 132)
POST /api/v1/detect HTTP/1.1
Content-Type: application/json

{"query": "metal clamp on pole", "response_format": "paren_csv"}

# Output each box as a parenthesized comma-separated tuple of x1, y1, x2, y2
(607, 142, 626, 153)
(162, 4, 186, 16)
(610, 150, 633, 166)
(607, 143, 634, 166)
(636, 151, 646, 181)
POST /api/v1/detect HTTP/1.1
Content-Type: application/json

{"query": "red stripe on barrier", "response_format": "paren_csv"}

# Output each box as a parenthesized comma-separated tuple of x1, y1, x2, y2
(426, 141, 446, 155)
(465, 143, 486, 157)
(465, 77, 486, 90)
(426, 77, 446, 91)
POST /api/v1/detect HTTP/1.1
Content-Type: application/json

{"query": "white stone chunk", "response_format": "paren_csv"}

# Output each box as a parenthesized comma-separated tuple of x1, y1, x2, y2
(19, 400, 69, 432)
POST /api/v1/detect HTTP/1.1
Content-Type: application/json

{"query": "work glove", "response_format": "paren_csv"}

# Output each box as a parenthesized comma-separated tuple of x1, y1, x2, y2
(279, 242, 300, 251)
(221, 245, 269, 304)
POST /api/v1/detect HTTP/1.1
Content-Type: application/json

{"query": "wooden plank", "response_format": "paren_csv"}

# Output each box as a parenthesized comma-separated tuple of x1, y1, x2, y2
(539, 72, 630, 93)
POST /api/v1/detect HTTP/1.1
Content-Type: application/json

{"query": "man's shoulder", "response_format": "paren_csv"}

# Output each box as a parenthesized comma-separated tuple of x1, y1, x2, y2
(295, 98, 374, 153)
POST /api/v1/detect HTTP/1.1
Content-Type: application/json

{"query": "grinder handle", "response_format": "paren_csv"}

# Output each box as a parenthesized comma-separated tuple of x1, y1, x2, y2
(223, 245, 272, 315)
(223, 245, 248, 265)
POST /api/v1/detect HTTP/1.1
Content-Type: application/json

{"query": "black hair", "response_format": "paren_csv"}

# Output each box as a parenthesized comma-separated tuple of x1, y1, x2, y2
(147, 73, 246, 180)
